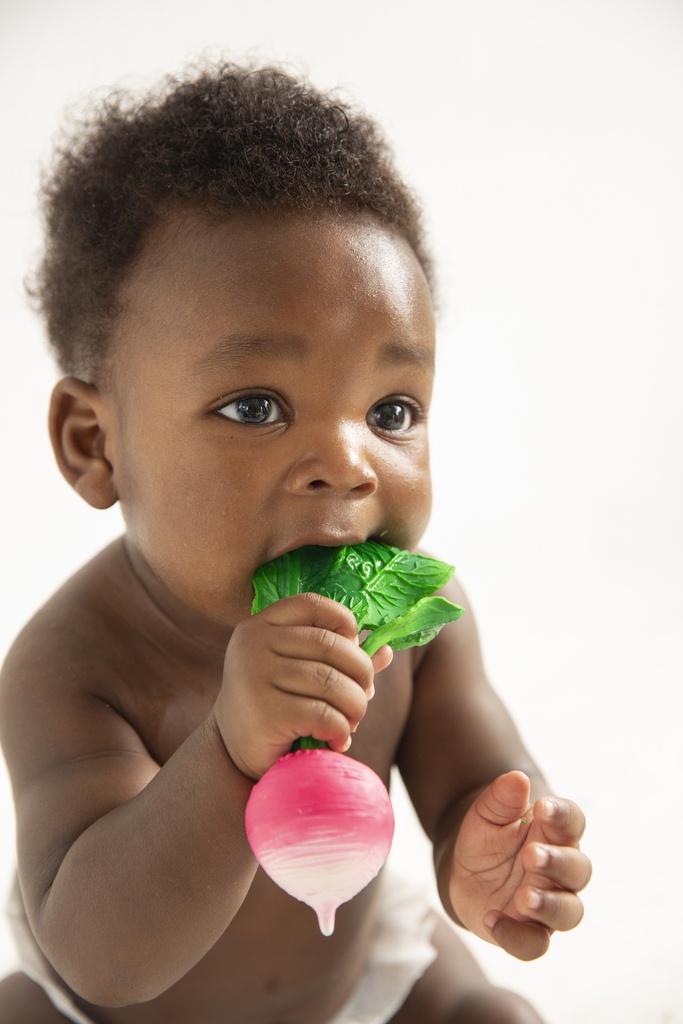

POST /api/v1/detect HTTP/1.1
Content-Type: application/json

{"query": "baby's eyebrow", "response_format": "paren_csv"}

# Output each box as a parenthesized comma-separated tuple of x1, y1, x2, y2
(191, 333, 434, 376)
(379, 340, 435, 372)
(191, 333, 308, 375)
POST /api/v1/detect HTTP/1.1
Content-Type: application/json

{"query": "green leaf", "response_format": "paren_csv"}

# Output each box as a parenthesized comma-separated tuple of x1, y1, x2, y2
(318, 542, 455, 631)
(252, 540, 462, 655)
(360, 596, 463, 657)
(252, 540, 456, 630)
(251, 545, 339, 614)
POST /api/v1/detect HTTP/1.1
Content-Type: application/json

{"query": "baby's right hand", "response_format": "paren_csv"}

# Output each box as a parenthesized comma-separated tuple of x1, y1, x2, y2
(213, 593, 390, 781)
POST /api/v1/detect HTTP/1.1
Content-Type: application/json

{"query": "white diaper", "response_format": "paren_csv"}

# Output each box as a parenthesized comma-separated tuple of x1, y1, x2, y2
(326, 873, 438, 1024)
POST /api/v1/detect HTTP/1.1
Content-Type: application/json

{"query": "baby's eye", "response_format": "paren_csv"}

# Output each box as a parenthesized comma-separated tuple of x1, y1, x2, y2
(217, 395, 283, 425)
(369, 401, 415, 433)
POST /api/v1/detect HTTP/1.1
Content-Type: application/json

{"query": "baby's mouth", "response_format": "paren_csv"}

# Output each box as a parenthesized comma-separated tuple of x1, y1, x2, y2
(267, 532, 379, 564)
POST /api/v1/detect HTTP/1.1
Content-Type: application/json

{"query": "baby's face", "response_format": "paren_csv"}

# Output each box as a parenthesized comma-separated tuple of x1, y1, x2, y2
(104, 208, 435, 628)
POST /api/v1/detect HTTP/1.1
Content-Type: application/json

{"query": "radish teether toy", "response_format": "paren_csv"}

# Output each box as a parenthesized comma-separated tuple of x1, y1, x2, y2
(245, 541, 463, 933)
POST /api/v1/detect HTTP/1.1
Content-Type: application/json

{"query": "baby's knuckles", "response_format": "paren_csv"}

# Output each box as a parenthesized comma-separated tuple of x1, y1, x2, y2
(213, 618, 297, 778)
(214, 594, 372, 779)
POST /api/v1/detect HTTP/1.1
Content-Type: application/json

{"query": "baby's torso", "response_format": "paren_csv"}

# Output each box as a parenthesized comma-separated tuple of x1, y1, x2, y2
(16, 539, 416, 1023)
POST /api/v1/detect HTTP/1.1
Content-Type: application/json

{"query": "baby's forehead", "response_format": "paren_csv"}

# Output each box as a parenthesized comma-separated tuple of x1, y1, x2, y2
(110, 207, 435, 374)
(132, 206, 428, 286)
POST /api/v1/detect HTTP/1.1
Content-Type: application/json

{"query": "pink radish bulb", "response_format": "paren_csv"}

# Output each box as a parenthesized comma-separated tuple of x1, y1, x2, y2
(245, 748, 394, 936)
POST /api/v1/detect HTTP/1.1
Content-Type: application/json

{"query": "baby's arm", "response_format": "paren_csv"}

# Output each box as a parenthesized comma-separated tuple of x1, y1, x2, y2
(397, 577, 591, 961)
(0, 620, 255, 1005)
(0, 592, 379, 1006)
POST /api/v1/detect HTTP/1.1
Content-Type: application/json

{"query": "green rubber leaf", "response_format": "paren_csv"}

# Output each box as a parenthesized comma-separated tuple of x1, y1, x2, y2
(360, 596, 463, 657)
(252, 540, 463, 652)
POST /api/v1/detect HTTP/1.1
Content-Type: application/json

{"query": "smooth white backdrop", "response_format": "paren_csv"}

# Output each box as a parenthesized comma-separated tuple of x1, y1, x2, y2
(1, 2, 682, 1021)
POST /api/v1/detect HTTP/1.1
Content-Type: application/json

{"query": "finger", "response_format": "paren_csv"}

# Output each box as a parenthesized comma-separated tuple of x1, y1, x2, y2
(264, 688, 356, 754)
(270, 657, 370, 726)
(261, 592, 359, 641)
(523, 843, 593, 893)
(534, 797, 587, 847)
(270, 626, 375, 697)
(514, 884, 585, 933)
(484, 912, 551, 962)
(298, 696, 357, 752)
(474, 771, 532, 827)
(370, 644, 393, 674)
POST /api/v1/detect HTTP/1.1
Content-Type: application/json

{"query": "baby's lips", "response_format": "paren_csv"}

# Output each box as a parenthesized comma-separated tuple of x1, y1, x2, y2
(266, 531, 371, 563)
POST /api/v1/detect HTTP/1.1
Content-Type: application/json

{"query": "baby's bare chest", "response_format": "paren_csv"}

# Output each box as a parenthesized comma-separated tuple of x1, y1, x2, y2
(85, 648, 411, 1023)
(112, 641, 414, 778)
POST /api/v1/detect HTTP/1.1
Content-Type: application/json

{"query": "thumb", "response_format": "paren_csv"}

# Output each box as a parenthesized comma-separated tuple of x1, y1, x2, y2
(474, 771, 532, 826)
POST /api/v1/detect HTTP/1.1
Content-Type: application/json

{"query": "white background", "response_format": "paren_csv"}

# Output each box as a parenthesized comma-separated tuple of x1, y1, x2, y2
(1, 1, 682, 1021)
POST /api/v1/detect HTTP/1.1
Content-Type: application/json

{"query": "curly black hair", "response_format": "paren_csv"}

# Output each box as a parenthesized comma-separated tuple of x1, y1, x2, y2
(29, 61, 433, 380)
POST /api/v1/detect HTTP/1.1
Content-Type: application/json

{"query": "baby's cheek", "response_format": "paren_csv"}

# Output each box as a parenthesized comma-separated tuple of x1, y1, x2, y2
(391, 461, 432, 547)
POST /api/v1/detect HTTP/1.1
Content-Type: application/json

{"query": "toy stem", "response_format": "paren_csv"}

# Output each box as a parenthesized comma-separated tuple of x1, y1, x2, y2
(291, 736, 330, 752)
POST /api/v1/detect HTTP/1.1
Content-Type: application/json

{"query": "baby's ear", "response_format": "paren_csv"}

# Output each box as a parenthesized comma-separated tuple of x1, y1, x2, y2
(49, 378, 118, 509)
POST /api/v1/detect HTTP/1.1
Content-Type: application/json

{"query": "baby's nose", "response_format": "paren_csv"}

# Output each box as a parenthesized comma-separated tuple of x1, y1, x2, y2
(285, 423, 378, 497)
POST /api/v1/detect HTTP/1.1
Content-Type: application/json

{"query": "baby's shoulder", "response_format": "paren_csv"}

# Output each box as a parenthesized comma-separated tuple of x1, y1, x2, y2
(0, 539, 154, 783)
(0, 538, 144, 703)
(0, 538, 220, 769)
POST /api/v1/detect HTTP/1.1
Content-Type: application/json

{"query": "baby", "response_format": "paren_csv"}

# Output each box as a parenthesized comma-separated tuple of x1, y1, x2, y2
(0, 63, 591, 1024)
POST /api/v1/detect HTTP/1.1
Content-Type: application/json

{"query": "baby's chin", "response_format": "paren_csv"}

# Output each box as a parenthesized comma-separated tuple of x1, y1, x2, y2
(122, 537, 244, 639)
(178, 589, 249, 634)
(222, 586, 258, 628)
(198, 572, 258, 629)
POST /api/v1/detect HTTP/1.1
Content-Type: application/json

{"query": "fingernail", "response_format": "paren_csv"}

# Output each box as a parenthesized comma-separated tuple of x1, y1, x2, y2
(545, 799, 558, 818)
(484, 911, 499, 932)
(342, 737, 352, 751)
(533, 846, 550, 868)
(527, 889, 543, 910)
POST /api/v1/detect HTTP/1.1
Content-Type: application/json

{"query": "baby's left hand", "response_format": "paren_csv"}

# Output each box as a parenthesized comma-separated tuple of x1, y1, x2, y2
(449, 770, 592, 961)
